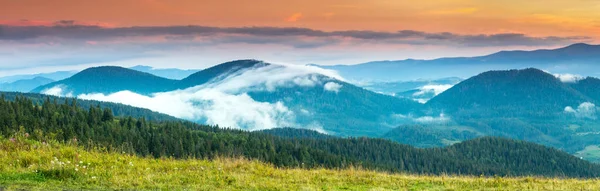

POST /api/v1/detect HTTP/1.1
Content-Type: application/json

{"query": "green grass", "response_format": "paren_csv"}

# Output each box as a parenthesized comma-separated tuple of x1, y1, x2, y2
(2, 137, 600, 190)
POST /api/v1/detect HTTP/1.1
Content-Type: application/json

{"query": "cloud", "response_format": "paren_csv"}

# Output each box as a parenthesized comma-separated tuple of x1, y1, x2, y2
(50, 62, 344, 131)
(286, 13, 303, 22)
(0, 20, 591, 47)
(409, 84, 455, 103)
(554, 73, 583, 83)
(41, 85, 72, 97)
(393, 113, 450, 124)
(428, 7, 479, 15)
(414, 113, 450, 123)
(323, 82, 342, 93)
(565, 102, 598, 119)
(413, 84, 454, 96)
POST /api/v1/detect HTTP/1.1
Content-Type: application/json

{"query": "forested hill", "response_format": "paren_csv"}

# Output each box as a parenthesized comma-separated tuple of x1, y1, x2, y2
(2, 94, 599, 178)
(427, 68, 592, 118)
(570, 77, 600, 103)
(0, 92, 179, 122)
(258, 128, 334, 139)
(178, 59, 268, 88)
(32, 66, 179, 95)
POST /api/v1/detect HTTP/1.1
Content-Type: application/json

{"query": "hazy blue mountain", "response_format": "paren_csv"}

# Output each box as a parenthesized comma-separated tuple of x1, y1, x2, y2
(0, 71, 76, 83)
(0, 77, 54, 92)
(319, 43, 600, 81)
(32, 66, 178, 95)
(129, 65, 200, 80)
(0, 65, 198, 86)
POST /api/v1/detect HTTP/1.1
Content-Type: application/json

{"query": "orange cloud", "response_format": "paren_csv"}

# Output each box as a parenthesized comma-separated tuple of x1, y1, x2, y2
(286, 13, 303, 22)
(324, 13, 335, 19)
(0, 20, 115, 28)
(428, 7, 479, 15)
(0, 20, 55, 26)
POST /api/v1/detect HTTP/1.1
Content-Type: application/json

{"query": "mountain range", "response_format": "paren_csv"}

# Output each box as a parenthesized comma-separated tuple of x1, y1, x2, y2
(319, 43, 600, 82)
(0, 77, 55, 92)
(31, 60, 423, 137)
(0, 65, 201, 93)
(20, 43, 600, 162)
(129, 65, 200, 80)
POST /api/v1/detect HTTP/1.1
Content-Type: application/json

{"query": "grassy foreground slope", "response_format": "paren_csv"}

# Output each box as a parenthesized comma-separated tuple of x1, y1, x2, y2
(1, 138, 600, 191)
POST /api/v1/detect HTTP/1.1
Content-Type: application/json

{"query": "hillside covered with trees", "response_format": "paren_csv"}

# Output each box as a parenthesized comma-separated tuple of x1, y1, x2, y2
(1, 93, 599, 177)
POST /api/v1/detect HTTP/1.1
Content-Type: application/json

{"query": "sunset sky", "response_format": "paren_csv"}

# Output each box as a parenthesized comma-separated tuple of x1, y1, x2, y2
(1, 0, 599, 75)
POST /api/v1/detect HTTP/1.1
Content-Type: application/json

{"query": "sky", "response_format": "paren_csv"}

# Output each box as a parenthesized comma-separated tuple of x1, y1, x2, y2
(1, 0, 599, 76)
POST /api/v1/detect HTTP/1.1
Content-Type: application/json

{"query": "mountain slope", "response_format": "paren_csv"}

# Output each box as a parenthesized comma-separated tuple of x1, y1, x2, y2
(427, 68, 593, 117)
(0, 77, 54, 92)
(249, 76, 423, 136)
(32, 66, 178, 95)
(178, 59, 268, 89)
(570, 77, 600, 103)
(0, 71, 76, 83)
(1, 91, 180, 122)
(414, 68, 600, 155)
(31, 60, 423, 137)
(2, 96, 599, 178)
(320, 43, 600, 81)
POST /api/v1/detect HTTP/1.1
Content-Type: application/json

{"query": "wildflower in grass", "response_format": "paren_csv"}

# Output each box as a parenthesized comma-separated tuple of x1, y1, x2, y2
(9, 138, 15, 142)
(25, 133, 29, 138)
(80, 161, 83, 164)
(129, 162, 134, 167)
(75, 168, 79, 171)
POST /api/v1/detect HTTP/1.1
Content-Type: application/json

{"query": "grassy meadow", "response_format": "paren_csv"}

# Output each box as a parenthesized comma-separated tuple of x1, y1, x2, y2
(1, 136, 600, 190)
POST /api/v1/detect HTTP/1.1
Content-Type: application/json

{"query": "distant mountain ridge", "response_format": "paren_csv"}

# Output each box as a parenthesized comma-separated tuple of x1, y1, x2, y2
(319, 43, 600, 81)
(130, 65, 200, 80)
(0, 65, 201, 85)
(0, 77, 55, 92)
(0, 71, 76, 83)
